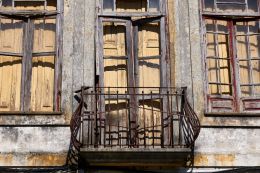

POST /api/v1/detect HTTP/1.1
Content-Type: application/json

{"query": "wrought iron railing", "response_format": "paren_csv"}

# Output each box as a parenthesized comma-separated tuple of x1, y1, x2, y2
(68, 87, 200, 165)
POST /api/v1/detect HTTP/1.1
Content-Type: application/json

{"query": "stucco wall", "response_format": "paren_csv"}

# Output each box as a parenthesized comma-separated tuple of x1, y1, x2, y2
(195, 128, 260, 166)
(0, 0, 96, 166)
(170, 0, 260, 168)
(1, 0, 259, 168)
(0, 127, 70, 166)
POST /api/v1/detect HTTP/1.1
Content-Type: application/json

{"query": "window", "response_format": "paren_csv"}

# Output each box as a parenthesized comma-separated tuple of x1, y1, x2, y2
(0, 0, 62, 112)
(202, 0, 260, 113)
(102, 0, 161, 13)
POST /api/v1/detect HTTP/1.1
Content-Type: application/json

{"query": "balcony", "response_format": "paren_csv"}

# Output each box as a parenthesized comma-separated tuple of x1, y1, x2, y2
(69, 87, 200, 168)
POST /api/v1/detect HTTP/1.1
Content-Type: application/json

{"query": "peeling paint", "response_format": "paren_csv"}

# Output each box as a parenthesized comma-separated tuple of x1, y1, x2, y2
(0, 153, 67, 166)
(27, 153, 67, 166)
(194, 154, 209, 166)
(215, 154, 235, 166)
(0, 154, 13, 165)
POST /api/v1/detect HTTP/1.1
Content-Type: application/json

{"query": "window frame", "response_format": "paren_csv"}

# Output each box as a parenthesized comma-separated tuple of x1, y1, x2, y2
(201, 0, 260, 17)
(97, 16, 167, 89)
(0, 0, 63, 112)
(99, 0, 164, 16)
(201, 0, 260, 113)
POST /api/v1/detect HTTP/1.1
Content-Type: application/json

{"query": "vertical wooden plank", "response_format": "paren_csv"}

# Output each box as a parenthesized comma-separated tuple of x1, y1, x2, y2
(133, 25, 139, 88)
(228, 21, 240, 112)
(83, 0, 96, 88)
(22, 18, 34, 111)
(160, 17, 169, 146)
(54, 0, 63, 111)
(126, 19, 138, 145)
(160, 17, 167, 87)
(97, 18, 105, 146)
(20, 18, 28, 111)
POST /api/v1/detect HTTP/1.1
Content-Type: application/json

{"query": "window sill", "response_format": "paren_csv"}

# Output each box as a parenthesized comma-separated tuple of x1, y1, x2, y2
(0, 111, 63, 116)
(205, 112, 260, 117)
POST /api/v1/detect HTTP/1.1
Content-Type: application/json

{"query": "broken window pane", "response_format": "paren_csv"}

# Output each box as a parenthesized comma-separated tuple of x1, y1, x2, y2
(103, 0, 114, 12)
(204, 0, 214, 11)
(0, 0, 56, 11)
(116, 0, 147, 12)
(202, 0, 260, 13)
(248, 0, 259, 13)
(0, 0, 12, 10)
(148, 0, 160, 12)
(216, 0, 246, 12)
(14, 1, 45, 10)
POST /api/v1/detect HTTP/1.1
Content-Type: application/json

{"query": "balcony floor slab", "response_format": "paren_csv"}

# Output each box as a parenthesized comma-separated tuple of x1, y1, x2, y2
(79, 147, 192, 167)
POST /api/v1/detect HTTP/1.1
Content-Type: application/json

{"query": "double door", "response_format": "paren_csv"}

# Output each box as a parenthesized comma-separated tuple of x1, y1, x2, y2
(97, 17, 168, 146)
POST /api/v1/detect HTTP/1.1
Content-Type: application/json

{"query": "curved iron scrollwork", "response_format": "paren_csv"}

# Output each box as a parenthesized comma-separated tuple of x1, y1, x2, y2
(68, 86, 201, 167)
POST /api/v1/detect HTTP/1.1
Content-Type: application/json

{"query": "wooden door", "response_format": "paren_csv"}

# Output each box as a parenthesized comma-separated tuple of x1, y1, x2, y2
(100, 18, 164, 146)
(0, 18, 23, 111)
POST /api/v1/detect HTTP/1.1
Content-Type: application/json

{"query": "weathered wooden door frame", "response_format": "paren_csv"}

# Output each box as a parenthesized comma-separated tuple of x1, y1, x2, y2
(97, 16, 168, 146)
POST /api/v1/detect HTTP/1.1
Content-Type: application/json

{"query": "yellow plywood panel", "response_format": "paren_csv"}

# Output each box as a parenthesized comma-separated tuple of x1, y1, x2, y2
(252, 60, 260, 92)
(206, 20, 230, 95)
(206, 32, 218, 94)
(137, 23, 161, 147)
(0, 19, 23, 53)
(103, 23, 126, 56)
(236, 36, 248, 60)
(138, 23, 160, 90)
(0, 56, 22, 111)
(218, 34, 231, 95)
(249, 35, 260, 59)
(105, 99, 129, 146)
(31, 56, 55, 111)
(33, 19, 56, 53)
(31, 18, 56, 111)
(0, 18, 23, 111)
(138, 99, 161, 147)
(104, 59, 127, 91)
(46, 0, 57, 11)
(103, 23, 127, 93)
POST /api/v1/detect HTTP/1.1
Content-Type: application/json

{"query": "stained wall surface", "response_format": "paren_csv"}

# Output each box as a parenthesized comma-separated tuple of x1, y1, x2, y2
(168, 0, 260, 168)
(0, 0, 96, 166)
(0, 0, 259, 169)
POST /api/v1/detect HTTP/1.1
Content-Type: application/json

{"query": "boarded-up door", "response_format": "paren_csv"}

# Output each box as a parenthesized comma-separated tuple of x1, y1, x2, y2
(100, 16, 165, 146)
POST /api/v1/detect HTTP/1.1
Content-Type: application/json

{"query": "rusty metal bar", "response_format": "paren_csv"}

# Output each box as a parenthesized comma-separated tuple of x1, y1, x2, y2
(70, 86, 200, 151)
